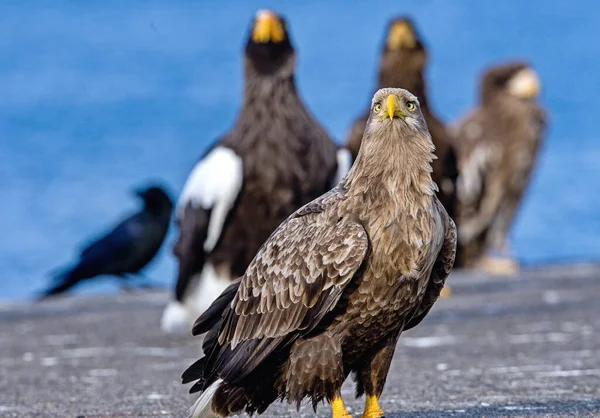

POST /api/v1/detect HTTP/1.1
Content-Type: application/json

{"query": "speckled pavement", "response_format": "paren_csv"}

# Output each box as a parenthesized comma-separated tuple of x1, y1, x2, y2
(1, 264, 599, 417)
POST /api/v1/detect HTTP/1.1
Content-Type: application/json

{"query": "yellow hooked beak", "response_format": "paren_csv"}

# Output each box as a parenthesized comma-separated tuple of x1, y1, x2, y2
(387, 21, 417, 49)
(252, 10, 285, 43)
(507, 68, 541, 99)
(386, 94, 403, 120)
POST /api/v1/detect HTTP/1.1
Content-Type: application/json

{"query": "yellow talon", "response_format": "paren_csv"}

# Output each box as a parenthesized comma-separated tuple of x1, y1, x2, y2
(331, 396, 353, 418)
(361, 394, 384, 418)
(439, 285, 452, 298)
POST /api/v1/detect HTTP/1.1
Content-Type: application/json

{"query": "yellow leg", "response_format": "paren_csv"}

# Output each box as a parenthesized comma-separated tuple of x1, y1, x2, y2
(331, 396, 352, 418)
(360, 394, 384, 418)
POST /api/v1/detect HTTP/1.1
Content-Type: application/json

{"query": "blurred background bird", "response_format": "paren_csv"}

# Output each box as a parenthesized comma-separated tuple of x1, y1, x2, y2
(453, 62, 546, 274)
(40, 185, 173, 298)
(161, 10, 346, 333)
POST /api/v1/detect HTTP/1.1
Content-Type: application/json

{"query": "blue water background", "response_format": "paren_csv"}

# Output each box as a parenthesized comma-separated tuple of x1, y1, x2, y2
(1, 1, 598, 299)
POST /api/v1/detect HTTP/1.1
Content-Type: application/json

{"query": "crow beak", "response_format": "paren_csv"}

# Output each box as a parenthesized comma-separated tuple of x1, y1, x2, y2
(134, 188, 147, 199)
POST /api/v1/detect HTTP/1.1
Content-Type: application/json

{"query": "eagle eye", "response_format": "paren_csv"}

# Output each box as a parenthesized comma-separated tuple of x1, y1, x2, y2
(406, 101, 417, 112)
(373, 103, 382, 113)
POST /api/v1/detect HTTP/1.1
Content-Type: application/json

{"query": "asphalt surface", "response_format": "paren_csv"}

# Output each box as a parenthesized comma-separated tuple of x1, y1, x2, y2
(1, 264, 599, 417)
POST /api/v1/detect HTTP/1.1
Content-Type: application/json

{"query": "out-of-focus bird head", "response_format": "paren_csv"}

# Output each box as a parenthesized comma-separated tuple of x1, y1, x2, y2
(135, 186, 173, 213)
(367, 87, 427, 134)
(481, 62, 541, 104)
(385, 17, 423, 52)
(245, 10, 294, 75)
(377, 17, 428, 93)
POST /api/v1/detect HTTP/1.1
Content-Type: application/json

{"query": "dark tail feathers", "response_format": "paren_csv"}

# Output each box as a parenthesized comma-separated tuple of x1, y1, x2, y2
(191, 280, 241, 336)
(38, 267, 86, 299)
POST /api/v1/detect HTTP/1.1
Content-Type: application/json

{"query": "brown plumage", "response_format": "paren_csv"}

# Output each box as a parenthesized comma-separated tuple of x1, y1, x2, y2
(183, 88, 456, 418)
(346, 17, 459, 222)
(161, 10, 343, 333)
(453, 62, 546, 272)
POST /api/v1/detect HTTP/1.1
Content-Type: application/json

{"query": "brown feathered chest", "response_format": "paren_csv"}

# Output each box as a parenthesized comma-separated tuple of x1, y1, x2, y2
(211, 89, 338, 279)
(327, 180, 443, 360)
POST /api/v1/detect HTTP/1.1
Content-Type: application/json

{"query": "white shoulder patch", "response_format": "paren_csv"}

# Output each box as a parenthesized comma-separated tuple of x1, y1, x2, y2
(333, 148, 353, 185)
(177, 146, 243, 252)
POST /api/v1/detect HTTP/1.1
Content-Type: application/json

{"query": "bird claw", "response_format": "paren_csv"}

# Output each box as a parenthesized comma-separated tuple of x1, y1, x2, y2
(360, 397, 385, 418)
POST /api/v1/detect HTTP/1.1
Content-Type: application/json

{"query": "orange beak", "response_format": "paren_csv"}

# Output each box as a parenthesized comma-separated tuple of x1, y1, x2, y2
(252, 10, 285, 43)
(387, 21, 417, 49)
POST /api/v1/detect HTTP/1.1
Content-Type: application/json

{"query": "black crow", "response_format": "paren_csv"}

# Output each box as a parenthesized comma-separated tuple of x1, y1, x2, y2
(40, 186, 173, 298)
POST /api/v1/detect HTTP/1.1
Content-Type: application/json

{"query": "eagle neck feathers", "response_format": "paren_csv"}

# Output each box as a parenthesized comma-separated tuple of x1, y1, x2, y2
(345, 127, 437, 221)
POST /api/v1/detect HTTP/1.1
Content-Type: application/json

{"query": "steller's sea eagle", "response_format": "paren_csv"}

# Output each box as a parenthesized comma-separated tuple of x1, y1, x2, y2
(161, 10, 348, 333)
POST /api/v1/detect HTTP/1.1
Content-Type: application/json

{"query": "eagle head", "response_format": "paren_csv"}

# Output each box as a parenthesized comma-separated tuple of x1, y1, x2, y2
(368, 88, 427, 133)
(245, 10, 294, 74)
(481, 62, 541, 102)
(385, 17, 423, 51)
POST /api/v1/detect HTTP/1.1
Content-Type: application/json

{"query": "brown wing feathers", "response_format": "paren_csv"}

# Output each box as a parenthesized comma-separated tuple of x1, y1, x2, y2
(185, 195, 369, 394)
(223, 213, 369, 346)
(405, 204, 456, 330)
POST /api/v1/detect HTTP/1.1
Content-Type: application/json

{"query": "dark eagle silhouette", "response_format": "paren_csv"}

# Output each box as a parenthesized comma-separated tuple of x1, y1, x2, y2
(161, 10, 349, 333)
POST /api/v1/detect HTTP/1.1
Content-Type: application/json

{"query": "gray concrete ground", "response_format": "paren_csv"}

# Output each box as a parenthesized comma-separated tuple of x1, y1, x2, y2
(1, 264, 599, 417)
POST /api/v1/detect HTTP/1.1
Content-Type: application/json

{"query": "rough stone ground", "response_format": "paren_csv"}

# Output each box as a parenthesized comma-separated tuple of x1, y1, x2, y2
(1, 264, 599, 417)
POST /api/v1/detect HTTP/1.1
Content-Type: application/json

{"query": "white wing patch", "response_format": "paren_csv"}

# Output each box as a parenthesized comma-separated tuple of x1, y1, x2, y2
(333, 148, 353, 185)
(177, 146, 243, 252)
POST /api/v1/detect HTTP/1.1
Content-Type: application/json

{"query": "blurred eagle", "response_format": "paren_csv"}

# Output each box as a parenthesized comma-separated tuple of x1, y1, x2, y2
(182, 88, 456, 418)
(346, 17, 459, 222)
(453, 62, 546, 273)
(161, 10, 347, 332)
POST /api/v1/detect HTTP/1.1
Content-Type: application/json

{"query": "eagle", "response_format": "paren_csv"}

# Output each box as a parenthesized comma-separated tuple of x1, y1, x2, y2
(346, 17, 459, 223)
(161, 10, 346, 333)
(182, 88, 457, 418)
(453, 62, 546, 274)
